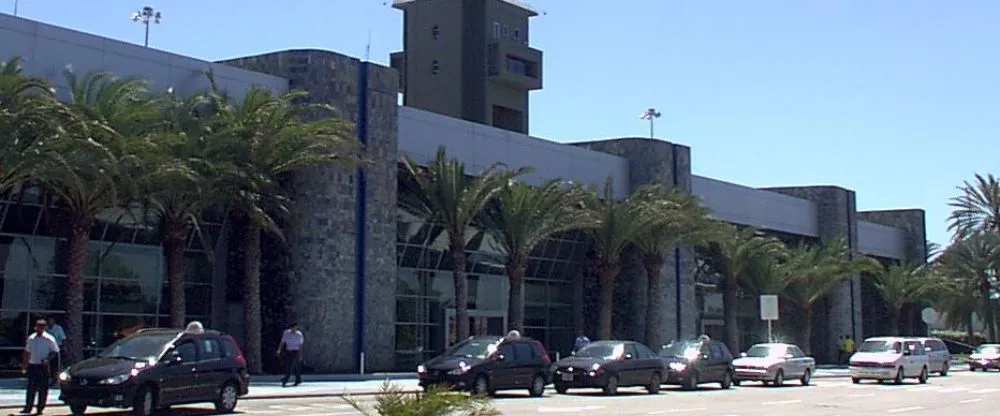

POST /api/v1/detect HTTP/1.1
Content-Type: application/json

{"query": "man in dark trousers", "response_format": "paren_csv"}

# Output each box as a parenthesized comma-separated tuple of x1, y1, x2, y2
(21, 319, 58, 415)
(276, 323, 304, 387)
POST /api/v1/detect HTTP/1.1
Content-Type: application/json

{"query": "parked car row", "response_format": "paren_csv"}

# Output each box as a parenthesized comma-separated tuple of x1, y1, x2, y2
(415, 333, 824, 396)
(847, 336, 951, 384)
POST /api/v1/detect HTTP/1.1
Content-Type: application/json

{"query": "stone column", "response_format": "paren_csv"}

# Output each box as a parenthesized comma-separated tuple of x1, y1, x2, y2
(857, 209, 928, 263)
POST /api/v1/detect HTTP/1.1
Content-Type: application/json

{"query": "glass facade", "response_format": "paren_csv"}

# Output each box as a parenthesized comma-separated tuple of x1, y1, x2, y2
(0, 187, 220, 374)
(394, 208, 588, 371)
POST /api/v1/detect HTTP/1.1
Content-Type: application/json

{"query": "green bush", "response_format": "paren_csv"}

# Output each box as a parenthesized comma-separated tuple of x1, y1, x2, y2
(930, 330, 986, 346)
(343, 381, 500, 416)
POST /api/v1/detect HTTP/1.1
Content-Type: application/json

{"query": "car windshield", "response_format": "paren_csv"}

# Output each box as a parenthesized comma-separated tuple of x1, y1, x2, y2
(745, 345, 786, 358)
(98, 334, 177, 361)
(858, 340, 902, 353)
(975, 345, 1000, 355)
(575, 343, 623, 359)
(444, 339, 498, 359)
(659, 341, 700, 358)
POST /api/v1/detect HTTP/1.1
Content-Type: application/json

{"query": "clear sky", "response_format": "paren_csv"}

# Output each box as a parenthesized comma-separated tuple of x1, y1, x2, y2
(8, 0, 999, 247)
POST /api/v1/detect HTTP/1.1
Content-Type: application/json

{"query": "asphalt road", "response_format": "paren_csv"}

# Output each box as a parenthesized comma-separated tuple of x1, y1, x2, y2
(25, 371, 1000, 415)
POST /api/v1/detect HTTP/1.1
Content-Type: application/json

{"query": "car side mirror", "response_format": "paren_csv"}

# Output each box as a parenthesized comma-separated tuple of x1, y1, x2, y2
(699, 354, 709, 360)
(783, 354, 794, 359)
(925, 347, 932, 352)
(624, 353, 633, 360)
(495, 354, 506, 361)
(570, 351, 576, 356)
(167, 351, 183, 365)
(902, 349, 912, 356)
(740, 352, 747, 358)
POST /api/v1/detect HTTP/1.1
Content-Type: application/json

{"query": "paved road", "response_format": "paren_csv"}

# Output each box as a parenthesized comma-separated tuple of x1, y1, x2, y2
(24, 370, 997, 415)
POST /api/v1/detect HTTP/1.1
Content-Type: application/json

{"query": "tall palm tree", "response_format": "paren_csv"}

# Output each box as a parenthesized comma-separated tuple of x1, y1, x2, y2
(481, 178, 589, 332)
(873, 263, 944, 335)
(580, 179, 657, 340)
(400, 146, 525, 342)
(630, 187, 719, 348)
(33, 70, 160, 363)
(704, 226, 785, 353)
(948, 173, 1000, 238)
(936, 232, 1000, 341)
(207, 83, 358, 373)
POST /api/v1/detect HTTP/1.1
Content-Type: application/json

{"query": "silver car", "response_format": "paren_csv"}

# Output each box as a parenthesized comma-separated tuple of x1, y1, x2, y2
(732, 343, 816, 387)
(915, 337, 951, 376)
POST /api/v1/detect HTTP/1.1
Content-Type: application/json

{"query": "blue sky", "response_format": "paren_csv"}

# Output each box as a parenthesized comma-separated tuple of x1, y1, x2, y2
(9, 0, 999, 247)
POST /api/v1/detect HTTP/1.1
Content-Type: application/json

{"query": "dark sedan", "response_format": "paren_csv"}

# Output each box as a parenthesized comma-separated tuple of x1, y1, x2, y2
(552, 341, 664, 395)
(660, 339, 735, 390)
(416, 335, 552, 397)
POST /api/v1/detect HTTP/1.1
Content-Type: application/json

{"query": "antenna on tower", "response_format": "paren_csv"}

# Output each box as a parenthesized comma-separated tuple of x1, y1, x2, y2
(364, 29, 372, 62)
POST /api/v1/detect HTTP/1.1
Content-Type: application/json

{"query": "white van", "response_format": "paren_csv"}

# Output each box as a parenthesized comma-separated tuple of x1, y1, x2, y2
(848, 337, 929, 384)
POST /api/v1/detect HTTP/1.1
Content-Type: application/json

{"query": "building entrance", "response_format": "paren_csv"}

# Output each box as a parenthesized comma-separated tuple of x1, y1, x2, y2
(445, 309, 507, 346)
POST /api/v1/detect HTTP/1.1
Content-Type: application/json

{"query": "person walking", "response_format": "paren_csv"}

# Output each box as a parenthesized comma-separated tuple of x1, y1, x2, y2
(21, 319, 58, 415)
(842, 336, 856, 364)
(276, 323, 304, 387)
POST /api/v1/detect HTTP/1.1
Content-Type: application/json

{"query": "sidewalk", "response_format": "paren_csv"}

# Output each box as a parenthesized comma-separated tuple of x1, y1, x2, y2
(0, 363, 969, 410)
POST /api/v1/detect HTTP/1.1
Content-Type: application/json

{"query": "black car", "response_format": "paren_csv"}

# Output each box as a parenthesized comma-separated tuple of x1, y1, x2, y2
(660, 339, 735, 390)
(552, 340, 664, 395)
(416, 335, 552, 397)
(59, 328, 250, 416)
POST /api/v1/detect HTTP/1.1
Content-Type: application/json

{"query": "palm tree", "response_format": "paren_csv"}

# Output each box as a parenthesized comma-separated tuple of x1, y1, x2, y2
(948, 173, 1000, 238)
(481, 178, 589, 332)
(630, 187, 719, 348)
(704, 225, 785, 353)
(207, 83, 358, 373)
(936, 232, 1000, 341)
(33, 70, 160, 363)
(400, 146, 525, 342)
(873, 263, 944, 335)
(580, 179, 657, 340)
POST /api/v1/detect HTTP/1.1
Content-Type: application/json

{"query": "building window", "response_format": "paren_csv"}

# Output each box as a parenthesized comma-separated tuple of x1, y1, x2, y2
(502, 25, 510, 39)
(431, 24, 440, 40)
(431, 60, 440, 75)
(492, 22, 501, 39)
(505, 55, 536, 78)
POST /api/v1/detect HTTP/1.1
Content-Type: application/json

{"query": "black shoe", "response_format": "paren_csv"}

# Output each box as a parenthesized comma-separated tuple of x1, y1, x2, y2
(19, 408, 31, 415)
(293, 381, 301, 386)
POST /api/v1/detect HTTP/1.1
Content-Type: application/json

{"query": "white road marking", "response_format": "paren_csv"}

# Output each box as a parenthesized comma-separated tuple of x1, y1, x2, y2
(647, 408, 707, 414)
(888, 407, 924, 413)
(847, 393, 875, 398)
(939, 387, 970, 393)
(968, 388, 998, 394)
(761, 399, 801, 405)
(960, 398, 984, 403)
(537, 405, 606, 413)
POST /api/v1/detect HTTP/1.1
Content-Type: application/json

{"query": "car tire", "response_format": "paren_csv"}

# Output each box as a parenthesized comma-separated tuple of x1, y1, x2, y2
(554, 384, 568, 394)
(69, 404, 87, 415)
(732, 379, 741, 387)
(918, 367, 928, 384)
(683, 371, 699, 391)
(893, 368, 904, 385)
(851, 377, 861, 384)
(214, 381, 240, 412)
(940, 363, 949, 377)
(603, 375, 619, 396)
(473, 375, 490, 396)
(800, 369, 811, 386)
(969, 365, 975, 372)
(133, 385, 155, 416)
(528, 374, 546, 397)
(720, 371, 733, 390)
(772, 369, 784, 387)
(646, 372, 661, 394)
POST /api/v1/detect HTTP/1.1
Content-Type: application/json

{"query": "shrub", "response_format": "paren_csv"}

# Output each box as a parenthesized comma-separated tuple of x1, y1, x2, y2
(931, 329, 986, 347)
(343, 380, 500, 416)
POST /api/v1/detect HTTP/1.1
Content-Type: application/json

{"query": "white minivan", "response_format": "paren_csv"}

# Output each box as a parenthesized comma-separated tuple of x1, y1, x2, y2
(848, 337, 929, 384)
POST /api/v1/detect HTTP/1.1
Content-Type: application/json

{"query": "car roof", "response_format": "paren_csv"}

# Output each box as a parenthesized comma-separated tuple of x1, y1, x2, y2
(751, 343, 796, 348)
(134, 328, 226, 338)
(864, 337, 914, 342)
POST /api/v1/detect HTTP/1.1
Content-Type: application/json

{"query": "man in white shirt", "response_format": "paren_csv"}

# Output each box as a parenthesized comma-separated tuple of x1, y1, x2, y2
(276, 323, 304, 387)
(21, 319, 58, 415)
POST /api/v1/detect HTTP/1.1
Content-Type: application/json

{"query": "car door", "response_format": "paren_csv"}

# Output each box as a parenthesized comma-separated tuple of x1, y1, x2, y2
(783, 346, 804, 377)
(194, 335, 226, 399)
(634, 343, 661, 382)
(490, 343, 519, 389)
(789, 346, 810, 377)
(159, 339, 200, 405)
(704, 343, 723, 382)
(622, 344, 644, 385)
(513, 342, 537, 386)
(903, 341, 922, 374)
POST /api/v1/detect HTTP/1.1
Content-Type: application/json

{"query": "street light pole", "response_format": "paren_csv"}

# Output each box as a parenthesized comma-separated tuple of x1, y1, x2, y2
(130, 5, 162, 48)
(13, 0, 18, 16)
(640, 108, 662, 139)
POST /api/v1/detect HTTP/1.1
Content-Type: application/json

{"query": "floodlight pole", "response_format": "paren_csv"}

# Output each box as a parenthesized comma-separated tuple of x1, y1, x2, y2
(641, 108, 662, 139)
(13, 0, 18, 16)
(131, 6, 162, 48)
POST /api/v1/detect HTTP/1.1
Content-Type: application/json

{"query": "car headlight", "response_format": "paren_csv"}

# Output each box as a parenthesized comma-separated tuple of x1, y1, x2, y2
(58, 371, 71, 382)
(591, 363, 601, 371)
(98, 374, 131, 385)
(669, 362, 687, 371)
(417, 365, 426, 374)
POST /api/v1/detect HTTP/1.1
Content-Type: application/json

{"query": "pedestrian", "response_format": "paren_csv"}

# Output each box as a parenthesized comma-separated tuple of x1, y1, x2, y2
(276, 323, 304, 387)
(843, 336, 856, 363)
(185, 321, 205, 334)
(573, 331, 590, 352)
(21, 319, 58, 415)
(46, 316, 65, 386)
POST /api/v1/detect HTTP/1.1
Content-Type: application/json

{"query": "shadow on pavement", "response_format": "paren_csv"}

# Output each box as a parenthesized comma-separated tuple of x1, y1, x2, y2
(43, 407, 243, 416)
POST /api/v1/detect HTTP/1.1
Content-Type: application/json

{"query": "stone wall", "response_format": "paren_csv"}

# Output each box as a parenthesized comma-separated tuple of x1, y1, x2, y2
(571, 138, 698, 342)
(219, 50, 399, 372)
(762, 186, 861, 362)
(857, 209, 928, 263)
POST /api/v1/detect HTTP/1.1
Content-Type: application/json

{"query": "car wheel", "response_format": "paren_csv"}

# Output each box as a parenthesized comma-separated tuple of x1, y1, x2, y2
(969, 365, 975, 372)
(473, 375, 490, 396)
(555, 384, 569, 394)
(851, 377, 861, 384)
(720, 371, 733, 390)
(918, 367, 928, 384)
(214, 381, 240, 412)
(603, 375, 619, 396)
(800, 369, 811, 386)
(772, 369, 784, 387)
(732, 379, 741, 387)
(683, 371, 699, 391)
(528, 374, 546, 397)
(133, 386, 155, 416)
(940, 363, 949, 377)
(893, 368, 904, 385)
(69, 404, 87, 415)
(646, 372, 661, 394)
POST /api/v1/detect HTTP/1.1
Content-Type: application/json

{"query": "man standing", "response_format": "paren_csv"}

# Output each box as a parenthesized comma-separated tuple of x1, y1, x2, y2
(21, 319, 58, 415)
(843, 336, 856, 364)
(276, 323, 304, 387)
(573, 331, 590, 352)
(46, 317, 65, 386)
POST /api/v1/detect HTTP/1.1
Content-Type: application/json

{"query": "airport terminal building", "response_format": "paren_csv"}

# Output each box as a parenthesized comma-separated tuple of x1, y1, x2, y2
(0, 1, 925, 373)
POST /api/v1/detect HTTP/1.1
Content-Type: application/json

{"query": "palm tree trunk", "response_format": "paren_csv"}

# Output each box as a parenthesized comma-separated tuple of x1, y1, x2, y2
(982, 288, 997, 342)
(450, 234, 470, 342)
(63, 212, 91, 366)
(889, 308, 900, 336)
(801, 306, 814, 355)
(163, 220, 190, 329)
(506, 253, 526, 333)
(597, 259, 619, 340)
(722, 276, 740, 354)
(967, 315, 975, 345)
(643, 253, 665, 349)
(243, 223, 263, 374)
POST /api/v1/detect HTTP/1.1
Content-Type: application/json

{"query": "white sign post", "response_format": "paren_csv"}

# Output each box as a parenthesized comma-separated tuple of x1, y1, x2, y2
(760, 295, 780, 343)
